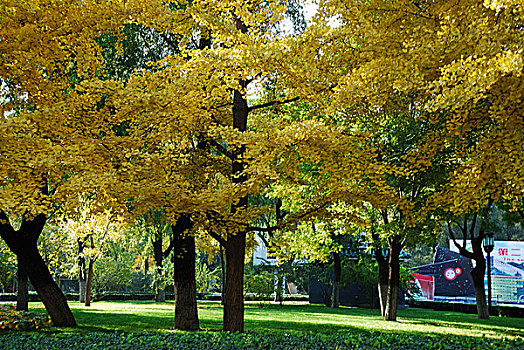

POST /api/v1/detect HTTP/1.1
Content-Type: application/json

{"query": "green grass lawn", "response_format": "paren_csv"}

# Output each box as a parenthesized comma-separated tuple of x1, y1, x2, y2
(12, 300, 522, 340)
(1, 301, 522, 349)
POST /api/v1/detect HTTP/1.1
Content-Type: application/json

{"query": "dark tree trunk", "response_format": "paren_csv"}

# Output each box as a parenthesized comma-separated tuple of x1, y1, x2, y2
(172, 214, 199, 331)
(16, 259, 28, 311)
(221, 73, 249, 333)
(223, 231, 246, 333)
(384, 237, 402, 321)
(0, 212, 76, 327)
(220, 244, 226, 305)
(448, 209, 491, 319)
(471, 229, 490, 319)
(153, 237, 166, 302)
(469, 236, 490, 320)
(274, 198, 286, 305)
(84, 259, 94, 307)
(471, 259, 489, 319)
(373, 237, 388, 316)
(331, 251, 341, 308)
(22, 245, 77, 326)
(78, 238, 86, 303)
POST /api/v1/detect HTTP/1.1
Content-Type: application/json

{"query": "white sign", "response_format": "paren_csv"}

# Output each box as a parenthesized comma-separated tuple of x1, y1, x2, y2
(449, 240, 524, 263)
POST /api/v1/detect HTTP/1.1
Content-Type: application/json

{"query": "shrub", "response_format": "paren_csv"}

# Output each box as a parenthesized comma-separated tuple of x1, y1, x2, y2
(92, 253, 134, 294)
(244, 270, 275, 302)
(0, 304, 51, 331)
(0, 331, 521, 349)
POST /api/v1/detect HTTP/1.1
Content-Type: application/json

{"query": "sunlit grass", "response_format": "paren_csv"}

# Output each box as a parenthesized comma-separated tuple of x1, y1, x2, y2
(1, 300, 522, 341)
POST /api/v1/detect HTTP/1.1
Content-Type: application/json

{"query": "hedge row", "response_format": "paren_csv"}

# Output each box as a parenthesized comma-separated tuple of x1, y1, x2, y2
(0, 292, 310, 302)
(408, 300, 524, 318)
(0, 332, 521, 350)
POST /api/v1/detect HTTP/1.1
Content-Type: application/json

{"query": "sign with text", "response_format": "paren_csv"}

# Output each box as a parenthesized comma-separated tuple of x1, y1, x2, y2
(449, 240, 524, 263)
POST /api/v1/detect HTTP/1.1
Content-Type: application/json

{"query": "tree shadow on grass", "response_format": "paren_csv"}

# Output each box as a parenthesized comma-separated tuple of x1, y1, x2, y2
(240, 304, 523, 340)
(49, 309, 176, 335)
(35, 302, 522, 341)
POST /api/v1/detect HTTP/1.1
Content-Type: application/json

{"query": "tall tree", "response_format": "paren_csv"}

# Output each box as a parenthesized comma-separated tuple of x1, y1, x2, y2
(305, 0, 524, 319)
(0, 0, 139, 326)
(86, 0, 311, 333)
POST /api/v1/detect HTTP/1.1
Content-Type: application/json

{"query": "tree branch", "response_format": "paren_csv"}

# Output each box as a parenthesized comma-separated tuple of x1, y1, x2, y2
(256, 231, 270, 248)
(380, 208, 389, 225)
(208, 230, 226, 247)
(247, 202, 330, 233)
(248, 97, 299, 112)
(163, 236, 175, 259)
(448, 221, 474, 260)
(208, 139, 234, 160)
(159, 33, 181, 54)
(371, 228, 386, 264)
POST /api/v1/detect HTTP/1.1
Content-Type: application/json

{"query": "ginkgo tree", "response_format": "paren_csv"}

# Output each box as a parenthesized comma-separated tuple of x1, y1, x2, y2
(265, 95, 450, 321)
(307, 0, 524, 319)
(0, 0, 143, 326)
(74, 0, 315, 333)
(2, 0, 313, 332)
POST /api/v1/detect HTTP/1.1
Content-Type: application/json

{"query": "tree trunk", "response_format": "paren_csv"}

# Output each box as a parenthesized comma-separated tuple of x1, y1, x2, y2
(156, 289, 166, 303)
(384, 238, 402, 321)
(172, 215, 199, 331)
(223, 231, 246, 333)
(84, 235, 96, 307)
(220, 244, 226, 305)
(153, 237, 166, 302)
(221, 72, 249, 333)
(22, 246, 77, 326)
(274, 274, 284, 303)
(16, 259, 28, 311)
(374, 243, 388, 316)
(0, 213, 76, 327)
(78, 279, 86, 303)
(378, 280, 388, 316)
(84, 259, 94, 307)
(331, 251, 341, 308)
(471, 256, 490, 319)
(448, 208, 492, 319)
(78, 238, 86, 303)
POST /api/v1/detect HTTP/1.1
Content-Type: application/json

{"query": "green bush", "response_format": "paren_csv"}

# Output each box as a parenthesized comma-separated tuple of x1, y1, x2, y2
(92, 253, 135, 294)
(0, 331, 521, 349)
(244, 270, 275, 302)
(0, 304, 51, 331)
